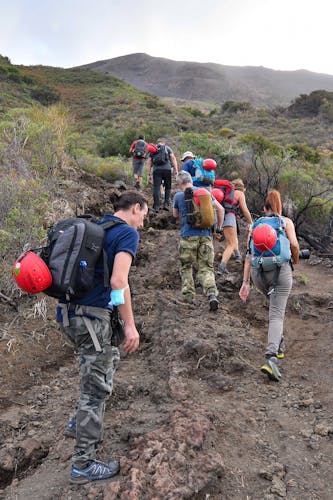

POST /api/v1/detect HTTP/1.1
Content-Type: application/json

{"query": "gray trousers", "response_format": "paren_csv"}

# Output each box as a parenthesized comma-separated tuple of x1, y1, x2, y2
(251, 263, 293, 357)
(61, 315, 120, 467)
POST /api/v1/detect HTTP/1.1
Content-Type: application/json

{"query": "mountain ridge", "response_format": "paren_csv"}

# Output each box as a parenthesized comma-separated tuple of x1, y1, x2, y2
(77, 53, 333, 107)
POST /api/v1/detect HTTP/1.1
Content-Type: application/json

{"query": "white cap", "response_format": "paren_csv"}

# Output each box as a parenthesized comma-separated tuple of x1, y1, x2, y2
(181, 151, 196, 161)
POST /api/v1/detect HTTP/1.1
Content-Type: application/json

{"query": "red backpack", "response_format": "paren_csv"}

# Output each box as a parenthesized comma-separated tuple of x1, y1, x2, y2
(214, 180, 238, 214)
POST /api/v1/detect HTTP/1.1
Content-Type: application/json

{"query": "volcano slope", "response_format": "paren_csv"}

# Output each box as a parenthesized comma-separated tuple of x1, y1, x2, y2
(0, 197, 332, 500)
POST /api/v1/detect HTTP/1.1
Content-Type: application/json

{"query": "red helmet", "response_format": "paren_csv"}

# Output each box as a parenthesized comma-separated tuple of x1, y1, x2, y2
(211, 188, 224, 204)
(202, 158, 217, 171)
(13, 251, 52, 294)
(146, 143, 158, 154)
(193, 187, 210, 205)
(252, 224, 277, 252)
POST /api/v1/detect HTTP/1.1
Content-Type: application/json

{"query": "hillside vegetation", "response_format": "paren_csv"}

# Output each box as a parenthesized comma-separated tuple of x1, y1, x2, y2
(0, 58, 333, 296)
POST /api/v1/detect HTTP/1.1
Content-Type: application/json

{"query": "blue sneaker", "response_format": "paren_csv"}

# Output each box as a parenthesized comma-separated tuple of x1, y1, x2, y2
(64, 417, 76, 438)
(70, 460, 120, 484)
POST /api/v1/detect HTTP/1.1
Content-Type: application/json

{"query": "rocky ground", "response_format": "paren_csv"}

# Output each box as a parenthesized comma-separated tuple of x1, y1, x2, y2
(0, 178, 332, 500)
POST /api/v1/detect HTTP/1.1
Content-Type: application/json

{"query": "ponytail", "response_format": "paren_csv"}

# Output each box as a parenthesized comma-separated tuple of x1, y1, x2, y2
(264, 190, 282, 215)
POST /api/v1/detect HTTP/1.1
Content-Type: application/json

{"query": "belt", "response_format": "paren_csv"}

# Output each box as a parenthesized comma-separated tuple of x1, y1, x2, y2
(58, 303, 111, 352)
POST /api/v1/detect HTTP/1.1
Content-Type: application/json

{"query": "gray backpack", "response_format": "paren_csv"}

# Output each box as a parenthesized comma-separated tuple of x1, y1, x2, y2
(40, 216, 124, 300)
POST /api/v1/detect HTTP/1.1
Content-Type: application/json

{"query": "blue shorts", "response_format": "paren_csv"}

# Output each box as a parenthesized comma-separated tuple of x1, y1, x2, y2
(223, 212, 237, 228)
(132, 159, 145, 176)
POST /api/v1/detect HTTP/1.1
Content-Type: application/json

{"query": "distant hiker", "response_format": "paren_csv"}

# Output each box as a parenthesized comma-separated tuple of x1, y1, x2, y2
(214, 178, 253, 274)
(129, 134, 147, 190)
(239, 189, 300, 382)
(181, 151, 196, 176)
(57, 191, 148, 483)
(173, 171, 224, 310)
(181, 152, 217, 190)
(147, 138, 178, 212)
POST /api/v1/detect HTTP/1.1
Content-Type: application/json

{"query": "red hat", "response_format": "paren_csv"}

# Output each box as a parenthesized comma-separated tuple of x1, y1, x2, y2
(13, 251, 52, 294)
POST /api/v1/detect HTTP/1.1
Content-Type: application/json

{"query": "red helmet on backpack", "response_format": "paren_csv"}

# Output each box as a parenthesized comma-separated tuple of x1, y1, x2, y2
(211, 188, 224, 204)
(252, 223, 277, 252)
(146, 143, 158, 154)
(13, 251, 52, 294)
(193, 187, 210, 205)
(202, 158, 217, 171)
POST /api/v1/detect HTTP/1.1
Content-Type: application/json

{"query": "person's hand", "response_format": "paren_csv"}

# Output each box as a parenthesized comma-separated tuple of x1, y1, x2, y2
(239, 282, 250, 302)
(148, 174, 153, 184)
(123, 324, 140, 353)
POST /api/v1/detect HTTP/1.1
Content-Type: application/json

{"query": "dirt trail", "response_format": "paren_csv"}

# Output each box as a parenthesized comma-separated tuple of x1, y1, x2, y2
(0, 215, 332, 499)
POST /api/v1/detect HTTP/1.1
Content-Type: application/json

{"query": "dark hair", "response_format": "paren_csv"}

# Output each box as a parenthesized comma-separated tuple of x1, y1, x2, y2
(115, 190, 148, 211)
(138, 134, 145, 140)
(264, 190, 282, 215)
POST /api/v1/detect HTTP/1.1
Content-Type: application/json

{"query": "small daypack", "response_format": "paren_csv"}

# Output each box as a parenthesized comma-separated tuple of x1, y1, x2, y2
(133, 139, 146, 158)
(249, 215, 291, 273)
(213, 180, 237, 213)
(193, 159, 215, 186)
(184, 187, 215, 229)
(40, 216, 124, 300)
(151, 144, 169, 166)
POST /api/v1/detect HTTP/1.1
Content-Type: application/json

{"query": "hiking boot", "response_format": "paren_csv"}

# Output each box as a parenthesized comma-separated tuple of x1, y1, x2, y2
(208, 294, 219, 311)
(64, 417, 76, 438)
(217, 263, 229, 275)
(261, 356, 281, 382)
(277, 337, 286, 359)
(177, 296, 195, 306)
(70, 459, 120, 484)
(233, 251, 243, 264)
(134, 180, 140, 190)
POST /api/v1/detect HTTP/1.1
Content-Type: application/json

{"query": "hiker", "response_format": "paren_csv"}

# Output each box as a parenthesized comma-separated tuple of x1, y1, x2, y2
(57, 191, 148, 483)
(181, 151, 196, 176)
(181, 152, 216, 190)
(129, 134, 147, 190)
(173, 171, 224, 310)
(147, 138, 178, 212)
(239, 189, 300, 382)
(215, 178, 253, 274)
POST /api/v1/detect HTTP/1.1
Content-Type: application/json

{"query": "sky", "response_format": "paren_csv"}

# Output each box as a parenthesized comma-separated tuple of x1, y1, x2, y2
(1, 0, 333, 75)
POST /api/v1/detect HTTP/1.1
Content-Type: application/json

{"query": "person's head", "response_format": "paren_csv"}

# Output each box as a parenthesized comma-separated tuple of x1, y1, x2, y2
(181, 151, 196, 162)
(157, 137, 166, 145)
(138, 134, 145, 140)
(114, 190, 148, 229)
(231, 178, 246, 192)
(264, 189, 282, 215)
(176, 171, 193, 190)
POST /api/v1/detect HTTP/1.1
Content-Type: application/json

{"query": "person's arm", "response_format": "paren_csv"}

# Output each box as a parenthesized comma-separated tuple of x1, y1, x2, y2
(129, 141, 135, 154)
(285, 217, 300, 264)
(173, 207, 180, 220)
(214, 199, 224, 229)
(146, 156, 153, 183)
(170, 152, 178, 176)
(239, 254, 251, 302)
(237, 192, 253, 225)
(110, 251, 139, 353)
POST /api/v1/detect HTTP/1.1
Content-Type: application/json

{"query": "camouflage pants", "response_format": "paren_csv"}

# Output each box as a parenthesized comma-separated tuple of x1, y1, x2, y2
(179, 236, 218, 299)
(60, 315, 120, 467)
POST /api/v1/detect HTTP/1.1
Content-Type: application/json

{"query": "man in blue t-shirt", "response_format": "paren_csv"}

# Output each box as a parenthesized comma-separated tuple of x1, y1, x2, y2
(173, 171, 224, 311)
(57, 191, 148, 484)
